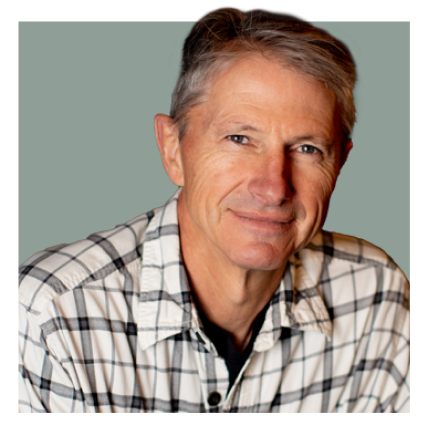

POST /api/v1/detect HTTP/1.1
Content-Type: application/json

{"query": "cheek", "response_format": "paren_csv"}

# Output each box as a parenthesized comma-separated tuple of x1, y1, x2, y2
(184, 149, 247, 197)
(293, 165, 338, 210)
(182, 151, 248, 227)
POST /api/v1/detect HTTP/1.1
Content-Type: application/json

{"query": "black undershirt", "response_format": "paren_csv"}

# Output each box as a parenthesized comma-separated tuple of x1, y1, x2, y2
(195, 301, 270, 394)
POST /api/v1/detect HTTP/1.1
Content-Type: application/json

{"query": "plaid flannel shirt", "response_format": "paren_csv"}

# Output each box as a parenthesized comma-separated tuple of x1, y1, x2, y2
(19, 190, 410, 413)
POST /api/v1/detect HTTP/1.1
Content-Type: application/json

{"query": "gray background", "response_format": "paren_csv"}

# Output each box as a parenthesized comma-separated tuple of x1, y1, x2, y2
(19, 22, 410, 278)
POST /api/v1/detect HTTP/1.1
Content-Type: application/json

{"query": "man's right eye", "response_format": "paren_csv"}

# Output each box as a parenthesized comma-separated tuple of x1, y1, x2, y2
(228, 135, 248, 144)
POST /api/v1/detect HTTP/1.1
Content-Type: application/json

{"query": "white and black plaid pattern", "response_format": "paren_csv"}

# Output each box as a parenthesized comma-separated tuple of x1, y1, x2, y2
(19, 190, 410, 413)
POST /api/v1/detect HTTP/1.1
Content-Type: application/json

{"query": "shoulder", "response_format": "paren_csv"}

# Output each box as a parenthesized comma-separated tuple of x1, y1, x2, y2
(19, 210, 154, 314)
(301, 230, 409, 303)
(306, 230, 402, 272)
(299, 231, 410, 348)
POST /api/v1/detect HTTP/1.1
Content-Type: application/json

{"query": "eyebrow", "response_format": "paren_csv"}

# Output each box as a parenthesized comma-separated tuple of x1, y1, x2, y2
(287, 134, 334, 145)
(229, 123, 262, 133)
(212, 121, 265, 134)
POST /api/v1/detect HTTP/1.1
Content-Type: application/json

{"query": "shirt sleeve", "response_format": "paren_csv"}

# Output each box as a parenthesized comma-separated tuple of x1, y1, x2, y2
(18, 302, 84, 413)
(387, 303, 410, 413)
(382, 274, 411, 413)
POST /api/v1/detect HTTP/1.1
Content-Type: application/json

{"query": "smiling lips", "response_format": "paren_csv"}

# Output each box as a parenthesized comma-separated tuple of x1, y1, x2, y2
(230, 209, 294, 230)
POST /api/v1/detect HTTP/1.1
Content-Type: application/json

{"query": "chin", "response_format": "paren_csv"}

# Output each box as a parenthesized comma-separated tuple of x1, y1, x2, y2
(227, 243, 290, 271)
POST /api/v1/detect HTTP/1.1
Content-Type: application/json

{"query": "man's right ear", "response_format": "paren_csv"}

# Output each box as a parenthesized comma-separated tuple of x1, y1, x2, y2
(154, 114, 184, 187)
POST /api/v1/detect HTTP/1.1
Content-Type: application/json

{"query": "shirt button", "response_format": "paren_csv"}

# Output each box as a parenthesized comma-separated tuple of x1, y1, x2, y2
(207, 391, 221, 406)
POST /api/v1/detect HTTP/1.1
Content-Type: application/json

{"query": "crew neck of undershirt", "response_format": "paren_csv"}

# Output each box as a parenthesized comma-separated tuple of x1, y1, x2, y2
(195, 300, 270, 394)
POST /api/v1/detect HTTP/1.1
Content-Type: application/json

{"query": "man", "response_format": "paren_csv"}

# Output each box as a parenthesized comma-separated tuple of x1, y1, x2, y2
(19, 8, 410, 413)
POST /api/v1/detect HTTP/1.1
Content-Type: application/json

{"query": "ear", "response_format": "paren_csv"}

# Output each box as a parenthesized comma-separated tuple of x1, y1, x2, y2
(154, 114, 184, 186)
(340, 140, 353, 168)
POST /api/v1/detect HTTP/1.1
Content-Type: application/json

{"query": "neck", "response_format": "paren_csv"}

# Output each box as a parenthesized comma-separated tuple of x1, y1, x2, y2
(178, 194, 286, 351)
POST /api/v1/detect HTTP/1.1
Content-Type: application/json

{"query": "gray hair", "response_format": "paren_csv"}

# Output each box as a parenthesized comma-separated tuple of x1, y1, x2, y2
(170, 8, 357, 148)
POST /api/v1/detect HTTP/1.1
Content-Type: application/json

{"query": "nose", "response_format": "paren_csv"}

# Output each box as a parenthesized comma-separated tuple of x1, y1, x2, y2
(247, 153, 293, 207)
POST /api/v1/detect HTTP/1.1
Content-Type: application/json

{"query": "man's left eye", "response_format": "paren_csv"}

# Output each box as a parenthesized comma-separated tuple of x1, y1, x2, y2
(228, 135, 248, 144)
(299, 144, 319, 154)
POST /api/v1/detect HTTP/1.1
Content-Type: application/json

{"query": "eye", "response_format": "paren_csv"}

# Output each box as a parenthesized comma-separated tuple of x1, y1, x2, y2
(228, 135, 248, 144)
(299, 144, 320, 154)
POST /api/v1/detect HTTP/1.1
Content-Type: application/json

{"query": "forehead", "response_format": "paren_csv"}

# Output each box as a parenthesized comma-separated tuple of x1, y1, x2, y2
(192, 54, 338, 139)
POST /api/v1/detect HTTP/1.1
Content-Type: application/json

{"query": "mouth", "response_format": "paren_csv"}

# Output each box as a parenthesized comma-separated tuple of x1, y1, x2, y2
(229, 209, 294, 231)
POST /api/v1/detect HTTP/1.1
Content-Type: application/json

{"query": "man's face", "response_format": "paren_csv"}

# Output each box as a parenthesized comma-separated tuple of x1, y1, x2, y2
(173, 54, 351, 271)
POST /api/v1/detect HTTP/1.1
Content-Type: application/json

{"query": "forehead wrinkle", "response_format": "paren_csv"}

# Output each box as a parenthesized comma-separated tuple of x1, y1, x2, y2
(209, 100, 279, 134)
(187, 56, 339, 144)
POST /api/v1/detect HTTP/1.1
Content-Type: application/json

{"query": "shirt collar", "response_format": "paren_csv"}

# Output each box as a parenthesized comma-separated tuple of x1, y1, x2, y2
(138, 189, 332, 351)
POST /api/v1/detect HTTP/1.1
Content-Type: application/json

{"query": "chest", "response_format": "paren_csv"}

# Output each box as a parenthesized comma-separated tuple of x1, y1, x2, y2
(67, 326, 372, 412)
